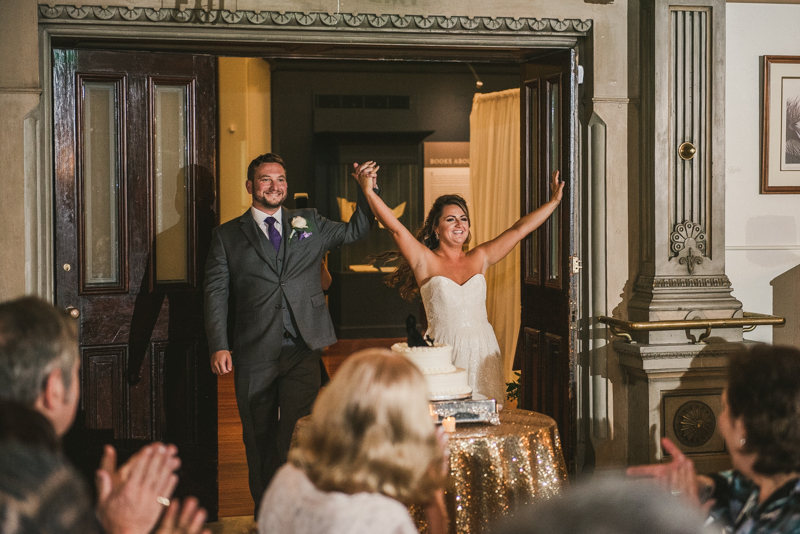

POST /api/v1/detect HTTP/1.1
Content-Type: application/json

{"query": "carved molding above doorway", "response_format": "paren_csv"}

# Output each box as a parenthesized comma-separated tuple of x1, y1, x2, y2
(38, 4, 592, 38)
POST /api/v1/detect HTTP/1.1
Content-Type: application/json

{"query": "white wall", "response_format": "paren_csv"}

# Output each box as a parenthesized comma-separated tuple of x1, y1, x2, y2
(726, 3, 800, 344)
(0, 0, 41, 300)
(218, 58, 271, 225)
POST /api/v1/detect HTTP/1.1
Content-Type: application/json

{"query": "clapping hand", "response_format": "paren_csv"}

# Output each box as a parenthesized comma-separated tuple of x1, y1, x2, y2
(154, 497, 211, 534)
(96, 443, 181, 534)
(627, 437, 715, 511)
(352, 161, 380, 191)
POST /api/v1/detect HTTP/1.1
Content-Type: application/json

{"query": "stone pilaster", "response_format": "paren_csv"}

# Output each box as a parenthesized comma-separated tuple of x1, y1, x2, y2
(616, 341, 755, 472)
(629, 0, 742, 344)
(622, 0, 744, 473)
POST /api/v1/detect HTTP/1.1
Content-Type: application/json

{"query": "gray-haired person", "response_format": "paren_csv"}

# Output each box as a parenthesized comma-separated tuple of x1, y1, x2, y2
(493, 477, 710, 534)
(0, 296, 208, 534)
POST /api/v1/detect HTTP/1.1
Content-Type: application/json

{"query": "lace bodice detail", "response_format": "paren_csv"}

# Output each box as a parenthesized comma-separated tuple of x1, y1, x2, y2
(420, 274, 506, 403)
(421, 275, 491, 341)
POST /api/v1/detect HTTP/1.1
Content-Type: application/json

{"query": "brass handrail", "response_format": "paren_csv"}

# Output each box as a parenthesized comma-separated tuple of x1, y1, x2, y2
(597, 312, 785, 343)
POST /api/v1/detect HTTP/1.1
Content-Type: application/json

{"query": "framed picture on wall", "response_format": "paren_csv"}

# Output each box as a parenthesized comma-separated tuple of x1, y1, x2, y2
(762, 55, 800, 194)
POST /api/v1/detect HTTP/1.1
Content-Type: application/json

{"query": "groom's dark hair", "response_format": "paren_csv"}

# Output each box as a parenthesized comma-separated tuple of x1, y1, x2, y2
(247, 153, 287, 182)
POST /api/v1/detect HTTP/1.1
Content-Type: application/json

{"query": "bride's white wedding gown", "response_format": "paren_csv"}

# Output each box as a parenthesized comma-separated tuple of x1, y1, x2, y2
(420, 274, 506, 403)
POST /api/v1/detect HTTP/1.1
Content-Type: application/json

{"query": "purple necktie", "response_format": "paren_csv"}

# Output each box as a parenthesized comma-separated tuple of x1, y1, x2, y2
(265, 216, 281, 252)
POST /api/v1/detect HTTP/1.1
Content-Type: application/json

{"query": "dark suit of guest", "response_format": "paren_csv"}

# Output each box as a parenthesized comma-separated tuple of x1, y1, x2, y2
(204, 180, 375, 509)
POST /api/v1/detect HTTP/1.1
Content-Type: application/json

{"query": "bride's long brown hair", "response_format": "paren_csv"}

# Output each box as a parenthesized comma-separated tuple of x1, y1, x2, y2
(368, 194, 471, 301)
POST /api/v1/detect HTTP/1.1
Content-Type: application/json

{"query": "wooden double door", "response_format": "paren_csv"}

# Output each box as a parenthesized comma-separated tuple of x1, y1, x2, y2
(53, 49, 219, 516)
(516, 50, 580, 473)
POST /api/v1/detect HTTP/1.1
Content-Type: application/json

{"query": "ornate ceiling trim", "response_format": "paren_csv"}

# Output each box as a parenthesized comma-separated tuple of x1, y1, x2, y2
(38, 5, 593, 37)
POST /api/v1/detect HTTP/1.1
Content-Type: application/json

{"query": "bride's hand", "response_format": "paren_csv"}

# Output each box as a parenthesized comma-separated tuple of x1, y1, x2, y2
(351, 161, 380, 191)
(550, 170, 565, 203)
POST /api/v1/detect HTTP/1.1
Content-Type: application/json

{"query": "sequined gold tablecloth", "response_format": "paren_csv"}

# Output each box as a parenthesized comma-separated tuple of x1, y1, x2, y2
(411, 408, 568, 534)
(291, 409, 568, 534)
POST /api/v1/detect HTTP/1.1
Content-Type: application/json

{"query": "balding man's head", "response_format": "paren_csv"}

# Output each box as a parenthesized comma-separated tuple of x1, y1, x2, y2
(0, 297, 80, 436)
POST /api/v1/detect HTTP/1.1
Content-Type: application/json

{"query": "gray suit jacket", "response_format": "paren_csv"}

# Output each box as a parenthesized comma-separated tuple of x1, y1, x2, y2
(204, 189, 374, 363)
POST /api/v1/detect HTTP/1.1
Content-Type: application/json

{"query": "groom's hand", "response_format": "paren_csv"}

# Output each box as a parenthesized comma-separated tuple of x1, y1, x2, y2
(211, 350, 233, 375)
(352, 161, 379, 191)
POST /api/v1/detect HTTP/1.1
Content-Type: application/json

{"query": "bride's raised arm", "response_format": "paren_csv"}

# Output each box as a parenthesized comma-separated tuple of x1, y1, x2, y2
(476, 170, 564, 270)
(352, 162, 430, 275)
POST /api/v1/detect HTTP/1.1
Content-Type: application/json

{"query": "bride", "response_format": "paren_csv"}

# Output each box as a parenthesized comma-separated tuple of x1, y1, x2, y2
(353, 163, 564, 404)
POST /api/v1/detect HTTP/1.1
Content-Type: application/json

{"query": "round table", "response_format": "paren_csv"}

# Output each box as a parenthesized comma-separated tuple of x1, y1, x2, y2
(411, 408, 568, 533)
(291, 408, 568, 534)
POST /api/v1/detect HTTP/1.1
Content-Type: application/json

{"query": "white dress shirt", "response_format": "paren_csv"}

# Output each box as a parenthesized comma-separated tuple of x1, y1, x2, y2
(251, 206, 283, 244)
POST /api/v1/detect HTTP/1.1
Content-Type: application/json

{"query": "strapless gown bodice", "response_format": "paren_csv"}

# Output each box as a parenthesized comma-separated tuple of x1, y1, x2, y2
(420, 275, 506, 403)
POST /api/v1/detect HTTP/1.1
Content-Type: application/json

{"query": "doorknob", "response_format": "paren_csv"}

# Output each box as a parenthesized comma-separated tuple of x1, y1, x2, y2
(66, 307, 80, 319)
(679, 142, 696, 161)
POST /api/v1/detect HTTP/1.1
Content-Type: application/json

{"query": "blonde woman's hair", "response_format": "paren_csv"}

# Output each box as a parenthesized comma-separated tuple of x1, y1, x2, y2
(289, 348, 444, 504)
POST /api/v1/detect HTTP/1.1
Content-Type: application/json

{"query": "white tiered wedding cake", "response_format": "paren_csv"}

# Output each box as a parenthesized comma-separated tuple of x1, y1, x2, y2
(391, 342, 472, 400)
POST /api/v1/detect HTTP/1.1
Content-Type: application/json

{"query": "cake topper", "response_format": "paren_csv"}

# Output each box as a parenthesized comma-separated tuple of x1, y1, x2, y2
(405, 314, 434, 347)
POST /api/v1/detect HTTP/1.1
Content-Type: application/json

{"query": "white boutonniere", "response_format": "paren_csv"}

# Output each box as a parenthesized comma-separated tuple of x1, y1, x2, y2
(289, 216, 314, 240)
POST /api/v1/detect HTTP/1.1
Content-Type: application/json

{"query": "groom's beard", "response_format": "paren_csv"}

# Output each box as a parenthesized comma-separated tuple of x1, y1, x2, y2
(253, 191, 285, 211)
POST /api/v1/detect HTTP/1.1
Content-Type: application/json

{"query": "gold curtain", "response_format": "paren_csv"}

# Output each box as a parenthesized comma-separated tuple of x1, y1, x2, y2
(469, 88, 520, 384)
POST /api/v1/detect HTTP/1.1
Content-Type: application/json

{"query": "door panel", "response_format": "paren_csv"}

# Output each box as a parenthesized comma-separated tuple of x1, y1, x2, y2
(518, 50, 578, 473)
(82, 345, 127, 438)
(520, 328, 540, 410)
(77, 74, 128, 293)
(54, 49, 218, 517)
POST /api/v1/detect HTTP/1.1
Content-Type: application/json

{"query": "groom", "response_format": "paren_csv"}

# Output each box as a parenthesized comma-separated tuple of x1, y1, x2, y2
(204, 153, 378, 510)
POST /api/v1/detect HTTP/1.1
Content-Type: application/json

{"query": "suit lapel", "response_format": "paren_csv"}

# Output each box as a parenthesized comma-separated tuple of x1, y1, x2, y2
(239, 211, 279, 275)
(282, 208, 308, 260)
(280, 208, 295, 266)
(282, 208, 294, 251)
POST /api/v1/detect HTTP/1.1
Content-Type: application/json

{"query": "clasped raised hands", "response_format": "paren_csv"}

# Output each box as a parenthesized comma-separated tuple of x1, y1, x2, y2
(352, 161, 379, 191)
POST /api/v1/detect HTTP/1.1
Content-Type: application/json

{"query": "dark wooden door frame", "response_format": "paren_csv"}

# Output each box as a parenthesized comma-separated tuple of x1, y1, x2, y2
(53, 48, 219, 516)
(36, 5, 594, 474)
(517, 50, 585, 474)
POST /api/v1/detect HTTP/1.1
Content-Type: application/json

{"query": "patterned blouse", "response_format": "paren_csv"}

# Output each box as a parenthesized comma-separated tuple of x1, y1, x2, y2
(0, 441, 102, 534)
(708, 470, 800, 534)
